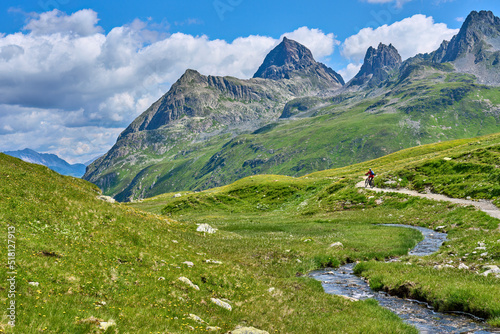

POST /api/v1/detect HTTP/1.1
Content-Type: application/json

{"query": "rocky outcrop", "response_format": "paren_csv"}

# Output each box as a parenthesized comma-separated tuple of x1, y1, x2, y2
(349, 43, 402, 88)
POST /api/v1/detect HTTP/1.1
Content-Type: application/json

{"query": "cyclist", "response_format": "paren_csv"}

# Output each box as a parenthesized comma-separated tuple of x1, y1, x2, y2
(365, 168, 375, 187)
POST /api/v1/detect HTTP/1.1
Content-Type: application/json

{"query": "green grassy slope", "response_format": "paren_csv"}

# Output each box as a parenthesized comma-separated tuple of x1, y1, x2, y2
(99, 64, 500, 202)
(132, 132, 500, 327)
(0, 153, 423, 333)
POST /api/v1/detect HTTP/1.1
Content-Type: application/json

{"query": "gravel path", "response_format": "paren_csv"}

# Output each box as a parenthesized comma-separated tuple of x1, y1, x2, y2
(356, 179, 500, 220)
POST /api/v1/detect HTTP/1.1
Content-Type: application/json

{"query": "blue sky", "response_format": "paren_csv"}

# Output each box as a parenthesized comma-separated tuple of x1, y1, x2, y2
(0, 0, 500, 163)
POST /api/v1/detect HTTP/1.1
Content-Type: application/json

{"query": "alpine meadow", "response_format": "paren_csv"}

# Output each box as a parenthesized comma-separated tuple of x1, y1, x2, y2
(3, 7, 500, 334)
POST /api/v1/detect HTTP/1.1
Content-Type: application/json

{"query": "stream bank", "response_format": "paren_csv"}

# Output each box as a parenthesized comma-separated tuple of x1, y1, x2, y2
(310, 224, 498, 333)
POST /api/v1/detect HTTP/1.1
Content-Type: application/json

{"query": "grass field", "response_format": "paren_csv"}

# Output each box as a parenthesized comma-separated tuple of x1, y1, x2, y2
(133, 132, 500, 329)
(2, 132, 500, 333)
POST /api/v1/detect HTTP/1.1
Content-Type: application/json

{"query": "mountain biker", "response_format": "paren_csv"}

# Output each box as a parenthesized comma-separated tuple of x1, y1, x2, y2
(365, 168, 375, 185)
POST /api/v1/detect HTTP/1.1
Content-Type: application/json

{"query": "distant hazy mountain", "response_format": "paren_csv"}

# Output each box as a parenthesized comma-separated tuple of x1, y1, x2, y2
(3, 148, 86, 177)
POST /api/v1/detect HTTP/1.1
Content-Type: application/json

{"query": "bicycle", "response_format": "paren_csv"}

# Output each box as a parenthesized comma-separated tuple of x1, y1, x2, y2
(365, 176, 374, 188)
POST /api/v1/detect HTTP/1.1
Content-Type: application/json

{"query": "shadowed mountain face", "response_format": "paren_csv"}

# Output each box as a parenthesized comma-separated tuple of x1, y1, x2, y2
(349, 43, 402, 88)
(253, 37, 344, 87)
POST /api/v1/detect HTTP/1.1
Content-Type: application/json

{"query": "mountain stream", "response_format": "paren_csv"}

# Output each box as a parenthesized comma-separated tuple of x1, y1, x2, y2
(310, 224, 499, 333)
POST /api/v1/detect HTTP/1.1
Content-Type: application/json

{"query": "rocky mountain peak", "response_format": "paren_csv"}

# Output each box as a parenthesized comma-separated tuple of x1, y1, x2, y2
(253, 37, 344, 87)
(434, 10, 500, 63)
(177, 69, 205, 85)
(462, 10, 500, 39)
(349, 43, 402, 87)
(253, 37, 315, 79)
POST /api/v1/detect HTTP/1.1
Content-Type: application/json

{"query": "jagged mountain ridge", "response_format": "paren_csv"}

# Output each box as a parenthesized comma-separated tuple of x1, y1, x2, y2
(4, 148, 86, 177)
(85, 10, 500, 201)
(416, 10, 500, 85)
(348, 43, 402, 88)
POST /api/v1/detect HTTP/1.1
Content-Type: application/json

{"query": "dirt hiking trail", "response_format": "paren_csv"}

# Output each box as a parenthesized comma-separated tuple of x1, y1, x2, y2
(356, 179, 500, 220)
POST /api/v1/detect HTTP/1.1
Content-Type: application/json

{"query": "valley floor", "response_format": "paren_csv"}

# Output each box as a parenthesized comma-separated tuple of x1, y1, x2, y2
(3, 133, 500, 333)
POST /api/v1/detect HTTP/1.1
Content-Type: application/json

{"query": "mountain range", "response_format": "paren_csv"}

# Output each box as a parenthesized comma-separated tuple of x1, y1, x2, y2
(4, 148, 87, 177)
(84, 10, 500, 202)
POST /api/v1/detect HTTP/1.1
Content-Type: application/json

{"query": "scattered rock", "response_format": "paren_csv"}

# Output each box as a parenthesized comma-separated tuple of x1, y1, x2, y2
(210, 298, 232, 311)
(172, 240, 179, 243)
(95, 301, 106, 307)
(435, 226, 446, 230)
(458, 263, 469, 270)
(205, 259, 223, 264)
(478, 241, 486, 247)
(329, 242, 343, 248)
(268, 287, 275, 293)
(197, 224, 217, 234)
(375, 199, 384, 205)
(158, 277, 165, 281)
(98, 319, 116, 330)
(475, 246, 486, 250)
(303, 238, 313, 242)
(481, 265, 500, 277)
(97, 195, 116, 203)
(229, 326, 269, 334)
(443, 157, 452, 161)
(178, 277, 200, 290)
(206, 326, 221, 331)
(188, 313, 206, 323)
(174, 193, 182, 198)
(481, 252, 488, 257)
(296, 259, 302, 263)
(28, 281, 39, 286)
(183, 261, 194, 267)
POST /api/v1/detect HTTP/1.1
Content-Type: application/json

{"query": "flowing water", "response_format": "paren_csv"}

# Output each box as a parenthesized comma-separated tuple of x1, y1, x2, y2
(310, 224, 499, 334)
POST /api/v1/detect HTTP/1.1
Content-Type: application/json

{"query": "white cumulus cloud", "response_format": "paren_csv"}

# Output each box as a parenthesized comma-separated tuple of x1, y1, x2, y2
(338, 63, 363, 82)
(282, 27, 339, 60)
(342, 14, 459, 62)
(24, 9, 103, 36)
(0, 9, 339, 163)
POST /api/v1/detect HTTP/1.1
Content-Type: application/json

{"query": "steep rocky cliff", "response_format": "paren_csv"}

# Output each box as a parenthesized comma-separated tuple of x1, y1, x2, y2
(348, 43, 402, 88)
